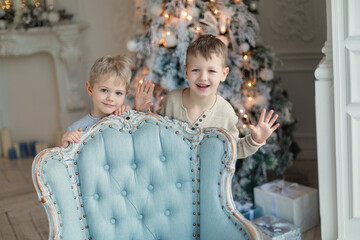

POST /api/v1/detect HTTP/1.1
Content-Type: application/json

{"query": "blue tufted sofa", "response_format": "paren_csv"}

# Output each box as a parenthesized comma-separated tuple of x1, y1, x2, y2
(32, 110, 262, 240)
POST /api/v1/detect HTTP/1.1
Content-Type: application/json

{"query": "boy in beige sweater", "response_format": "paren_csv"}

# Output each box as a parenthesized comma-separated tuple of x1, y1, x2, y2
(135, 34, 279, 158)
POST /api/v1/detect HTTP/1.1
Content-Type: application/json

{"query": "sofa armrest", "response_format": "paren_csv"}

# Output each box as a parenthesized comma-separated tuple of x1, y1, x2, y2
(32, 148, 89, 239)
(199, 128, 263, 240)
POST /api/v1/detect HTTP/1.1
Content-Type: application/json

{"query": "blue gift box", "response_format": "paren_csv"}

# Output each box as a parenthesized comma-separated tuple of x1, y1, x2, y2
(234, 200, 262, 221)
(253, 215, 301, 240)
(242, 206, 262, 221)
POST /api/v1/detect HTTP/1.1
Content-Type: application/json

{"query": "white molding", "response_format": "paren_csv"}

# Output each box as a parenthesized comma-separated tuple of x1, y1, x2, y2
(275, 51, 325, 73)
(0, 23, 88, 131)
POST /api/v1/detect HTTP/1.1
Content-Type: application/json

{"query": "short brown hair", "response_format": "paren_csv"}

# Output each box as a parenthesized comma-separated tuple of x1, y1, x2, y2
(186, 34, 228, 67)
(89, 55, 132, 90)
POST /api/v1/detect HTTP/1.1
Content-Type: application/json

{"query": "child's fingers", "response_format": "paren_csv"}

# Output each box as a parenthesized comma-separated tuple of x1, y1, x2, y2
(120, 105, 127, 115)
(136, 82, 141, 94)
(136, 80, 144, 94)
(71, 133, 82, 142)
(265, 109, 274, 123)
(269, 114, 278, 126)
(149, 83, 155, 95)
(144, 80, 151, 93)
(259, 108, 266, 123)
(271, 123, 280, 131)
(248, 124, 256, 132)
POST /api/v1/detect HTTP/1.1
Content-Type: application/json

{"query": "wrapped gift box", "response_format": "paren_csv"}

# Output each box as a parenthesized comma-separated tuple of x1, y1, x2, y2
(254, 179, 319, 232)
(253, 215, 301, 240)
(234, 200, 262, 221)
(242, 206, 262, 221)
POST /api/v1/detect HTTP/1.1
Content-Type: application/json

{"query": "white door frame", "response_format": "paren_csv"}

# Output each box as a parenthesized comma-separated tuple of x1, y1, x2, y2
(315, 0, 360, 239)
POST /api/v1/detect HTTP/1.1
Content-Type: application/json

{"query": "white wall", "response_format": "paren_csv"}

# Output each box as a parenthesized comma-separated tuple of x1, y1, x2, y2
(257, 0, 327, 159)
(0, 0, 137, 146)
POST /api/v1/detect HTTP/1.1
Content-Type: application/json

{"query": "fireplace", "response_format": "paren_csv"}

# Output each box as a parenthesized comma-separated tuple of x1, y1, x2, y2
(0, 23, 88, 145)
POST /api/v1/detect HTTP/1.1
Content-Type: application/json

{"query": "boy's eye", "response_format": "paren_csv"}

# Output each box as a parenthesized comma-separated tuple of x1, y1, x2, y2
(209, 70, 217, 73)
(101, 89, 108, 93)
(191, 69, 199, 72)
(116, 92, 124, 96)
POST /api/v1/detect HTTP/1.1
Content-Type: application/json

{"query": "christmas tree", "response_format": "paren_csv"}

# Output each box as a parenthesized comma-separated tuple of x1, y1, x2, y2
(127, 0, 300, 201)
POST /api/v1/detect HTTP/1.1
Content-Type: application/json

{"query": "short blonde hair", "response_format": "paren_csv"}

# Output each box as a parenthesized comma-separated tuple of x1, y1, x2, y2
(186, 34, 228, 68)
(89, 55, 132, 90)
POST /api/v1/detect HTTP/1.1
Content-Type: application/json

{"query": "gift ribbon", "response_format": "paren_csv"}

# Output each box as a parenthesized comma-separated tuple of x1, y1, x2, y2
(254, 216, 300, 237)
(260, 180, 302, 217)
(261, 180, 300, 198)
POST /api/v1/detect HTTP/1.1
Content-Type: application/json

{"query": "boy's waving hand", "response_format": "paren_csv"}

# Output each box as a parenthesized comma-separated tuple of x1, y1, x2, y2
(249, 108, 280, 144)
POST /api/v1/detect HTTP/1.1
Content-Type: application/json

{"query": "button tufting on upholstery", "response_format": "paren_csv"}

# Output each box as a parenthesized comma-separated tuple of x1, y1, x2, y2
(131, 163, 137, 169)
(138, 214, 143, 220)
(121, 190, 127, 196)
(104, 164, 110, 171)
(147, 184, 154, 191)
(164, 210, 170, 216)
(93, 194, 99, 200)
(176, 183, 182, 188)
(160, 156, 166, 162)
(110, 218, 116, 224)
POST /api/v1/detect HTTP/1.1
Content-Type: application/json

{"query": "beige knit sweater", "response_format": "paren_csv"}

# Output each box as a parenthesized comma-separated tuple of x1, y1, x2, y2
(159, 88, 264, 158)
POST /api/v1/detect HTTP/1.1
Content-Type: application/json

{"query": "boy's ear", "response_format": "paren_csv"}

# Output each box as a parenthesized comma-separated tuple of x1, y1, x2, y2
(86, 81, 93, 96)
(184, 65, 188, 78)
(221, 67, 229, 82)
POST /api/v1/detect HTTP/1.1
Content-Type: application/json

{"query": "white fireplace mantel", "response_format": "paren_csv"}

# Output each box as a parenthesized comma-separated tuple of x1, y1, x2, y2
(0, 23, 88, 131)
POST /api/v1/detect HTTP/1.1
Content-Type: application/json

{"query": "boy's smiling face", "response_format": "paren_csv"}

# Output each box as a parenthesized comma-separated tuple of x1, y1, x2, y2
(86, 72, 127, 118)
(185, 53, 229, 99)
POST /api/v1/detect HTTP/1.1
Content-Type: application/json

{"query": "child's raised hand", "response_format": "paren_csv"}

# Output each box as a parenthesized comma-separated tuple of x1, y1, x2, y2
(114, 104, 130, 116)
(248, 108, 280, 144)
(134, 79, 155, 112)
(61, 128, 82, 148)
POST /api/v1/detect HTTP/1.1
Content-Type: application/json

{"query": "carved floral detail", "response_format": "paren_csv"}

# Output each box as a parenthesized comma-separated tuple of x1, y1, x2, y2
(270, 0, 315, 41)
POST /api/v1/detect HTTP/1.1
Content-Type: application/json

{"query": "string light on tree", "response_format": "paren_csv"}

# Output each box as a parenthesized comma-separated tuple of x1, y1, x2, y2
(194, 26, 201, 32)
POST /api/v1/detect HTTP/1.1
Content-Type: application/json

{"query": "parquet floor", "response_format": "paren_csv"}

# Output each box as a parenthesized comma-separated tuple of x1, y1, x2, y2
(0, 156, 320, 240)
(0, 157, 48, 239)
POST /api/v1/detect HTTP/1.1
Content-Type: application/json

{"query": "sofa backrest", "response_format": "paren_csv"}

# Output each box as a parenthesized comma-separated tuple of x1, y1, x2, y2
(32, 111, 262, 240)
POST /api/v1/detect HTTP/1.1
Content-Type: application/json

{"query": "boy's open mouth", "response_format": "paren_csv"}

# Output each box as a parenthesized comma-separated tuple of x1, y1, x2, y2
(196, 83, 210, 89)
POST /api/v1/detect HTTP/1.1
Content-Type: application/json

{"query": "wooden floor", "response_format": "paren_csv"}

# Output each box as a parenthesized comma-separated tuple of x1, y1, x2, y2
(0, 156, 321, 239)
(0, 157, 48, 239)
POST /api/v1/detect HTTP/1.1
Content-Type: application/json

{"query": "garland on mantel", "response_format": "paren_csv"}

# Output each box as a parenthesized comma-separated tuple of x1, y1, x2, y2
(0, 0, 73, 30)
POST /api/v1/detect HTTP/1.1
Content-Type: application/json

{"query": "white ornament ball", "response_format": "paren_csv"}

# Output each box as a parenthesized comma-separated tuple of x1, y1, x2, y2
(218, 35, 229, 47)
(253, 95, 269, 107)
(259, 68, 274, 81)
(239, 42, 250, 52)
(127, 40, 138, 52)
(149, 4, 162, 16)
(48, 11, 60, 24)
(164, 34, 177, 48)
(189, 7, 200, 19)
(249, 1, 258, 11)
